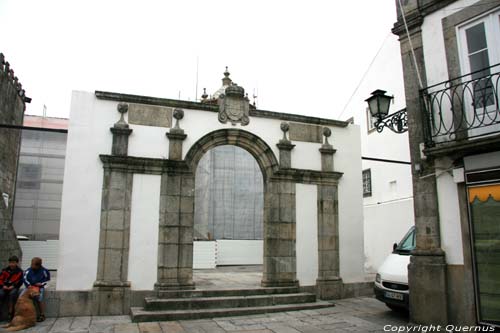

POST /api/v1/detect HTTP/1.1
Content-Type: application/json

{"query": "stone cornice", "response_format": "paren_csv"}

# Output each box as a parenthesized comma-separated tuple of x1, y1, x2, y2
(272, 168, 343, 186)
(95, 91, 349, 128)
(100, 154, 343, 185)
(99, 155, 191, 175)
(392, 0, 457, 36)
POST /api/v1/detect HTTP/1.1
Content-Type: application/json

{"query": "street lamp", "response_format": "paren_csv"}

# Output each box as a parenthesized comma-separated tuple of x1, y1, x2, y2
(365, 90, 408, 133)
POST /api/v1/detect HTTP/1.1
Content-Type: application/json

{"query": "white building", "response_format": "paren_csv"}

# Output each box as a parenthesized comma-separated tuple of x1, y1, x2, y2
(341, 34, 415, 275)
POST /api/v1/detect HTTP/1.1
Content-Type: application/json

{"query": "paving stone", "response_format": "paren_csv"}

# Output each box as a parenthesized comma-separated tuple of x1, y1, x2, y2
(138, 322, 162, 333)
(114, 323, 140, 333)
(71, 316, 92, 330)
(50, 317, 74, 331)
(158, 321, 185, 333)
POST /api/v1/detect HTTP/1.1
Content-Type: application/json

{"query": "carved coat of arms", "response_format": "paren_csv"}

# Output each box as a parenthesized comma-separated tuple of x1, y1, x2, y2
(218, 84, 250, 126)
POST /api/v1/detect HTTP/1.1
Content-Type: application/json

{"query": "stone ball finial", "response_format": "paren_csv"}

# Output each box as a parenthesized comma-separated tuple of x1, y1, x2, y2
(280, 122, 290, 141)
(323, 127, 332, 145)
(117, 103, 129, 114)
(173, 108, 184, 120)
(114, 103, 129, 128)
(173, 108, 184, 129)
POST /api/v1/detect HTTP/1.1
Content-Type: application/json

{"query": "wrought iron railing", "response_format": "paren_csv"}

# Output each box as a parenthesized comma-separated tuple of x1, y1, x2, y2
(421, 63, 500, 147)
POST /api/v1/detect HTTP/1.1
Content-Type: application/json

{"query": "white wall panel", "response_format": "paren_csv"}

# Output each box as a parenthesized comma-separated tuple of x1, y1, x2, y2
(296, 184, 318, 286)
(128, 174, 161, 290)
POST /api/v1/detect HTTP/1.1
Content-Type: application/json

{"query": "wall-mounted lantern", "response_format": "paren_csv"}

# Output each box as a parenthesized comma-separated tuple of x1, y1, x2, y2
(365, 90, 407, 133)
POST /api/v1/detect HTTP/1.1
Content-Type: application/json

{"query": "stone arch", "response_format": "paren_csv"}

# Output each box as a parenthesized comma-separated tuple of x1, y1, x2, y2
(184, 129, 279, 181)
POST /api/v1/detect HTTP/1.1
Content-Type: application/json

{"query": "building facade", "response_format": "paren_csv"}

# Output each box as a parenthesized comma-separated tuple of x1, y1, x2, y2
(393, 0, 500, 326)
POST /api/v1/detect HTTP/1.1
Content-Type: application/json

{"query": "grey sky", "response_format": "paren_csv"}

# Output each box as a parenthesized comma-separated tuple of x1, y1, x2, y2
(0, 0, 397, 120)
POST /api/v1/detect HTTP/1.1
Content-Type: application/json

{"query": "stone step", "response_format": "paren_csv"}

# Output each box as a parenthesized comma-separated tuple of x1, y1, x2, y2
(131, 301, 335, 322)
(156, 286, 300, 299)
(144, 292, 316, 311)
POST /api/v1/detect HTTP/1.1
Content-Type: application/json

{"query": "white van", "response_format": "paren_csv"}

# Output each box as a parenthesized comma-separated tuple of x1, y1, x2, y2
(374, 226, 415, 311)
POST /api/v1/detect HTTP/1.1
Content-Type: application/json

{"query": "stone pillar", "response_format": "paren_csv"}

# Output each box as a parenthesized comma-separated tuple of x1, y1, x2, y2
(94, 103, 133, 315)
(167, 109, 187, 161)
(276, 122, 295, 169)
(156, 109, 194, 290)
(393, 5, 448, 324)
(316, 127, 341, 299)
(262, 180, 298, 288)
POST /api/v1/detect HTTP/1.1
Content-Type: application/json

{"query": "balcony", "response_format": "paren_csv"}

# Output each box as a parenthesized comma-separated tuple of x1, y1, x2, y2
(421, 64, 500, 152)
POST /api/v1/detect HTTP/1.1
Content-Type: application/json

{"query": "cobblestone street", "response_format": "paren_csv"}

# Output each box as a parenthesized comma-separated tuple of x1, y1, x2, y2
(0, 297, 408, 333)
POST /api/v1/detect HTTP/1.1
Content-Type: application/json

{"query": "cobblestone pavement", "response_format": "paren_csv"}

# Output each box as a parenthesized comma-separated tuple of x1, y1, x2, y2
(0, 297, 408, 333)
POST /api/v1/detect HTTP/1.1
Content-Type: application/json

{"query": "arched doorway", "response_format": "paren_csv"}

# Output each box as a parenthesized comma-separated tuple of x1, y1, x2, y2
(193, 145, 264, 287)
(151, 128, 299, 290)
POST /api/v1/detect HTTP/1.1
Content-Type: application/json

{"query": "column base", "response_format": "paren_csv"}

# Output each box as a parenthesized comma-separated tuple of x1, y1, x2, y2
(92, 282, 131, 316)
(316, 277, 343, 300)
(261, 279, 299, 288)
(409, 253, 448, 325)
(154, 282, 195, 291)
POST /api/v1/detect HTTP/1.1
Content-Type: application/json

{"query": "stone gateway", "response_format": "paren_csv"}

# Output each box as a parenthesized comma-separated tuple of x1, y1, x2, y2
(54, 71, 368, 317)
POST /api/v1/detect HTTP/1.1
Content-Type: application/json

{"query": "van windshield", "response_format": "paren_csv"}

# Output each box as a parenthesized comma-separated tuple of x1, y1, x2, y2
(394, 227, 416, 254)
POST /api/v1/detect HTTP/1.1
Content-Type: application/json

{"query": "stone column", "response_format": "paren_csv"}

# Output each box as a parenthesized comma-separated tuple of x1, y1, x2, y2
(276, 122, 295, 169)
(393, 6, 448, 324)
(316, 128, 341, 299)
(94, 103, 133, 315)
(156, 108, 195, 290)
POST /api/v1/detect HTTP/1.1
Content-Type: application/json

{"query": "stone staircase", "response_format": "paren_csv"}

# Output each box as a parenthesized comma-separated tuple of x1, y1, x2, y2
(130, 287, 334, 322)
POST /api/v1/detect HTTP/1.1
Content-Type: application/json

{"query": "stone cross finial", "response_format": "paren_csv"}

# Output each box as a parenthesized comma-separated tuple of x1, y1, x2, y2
(323, 127, 331, 145)
(280, 122, 290, 141)
(173, 108, 184, 129)
(115, 103, 129, 128)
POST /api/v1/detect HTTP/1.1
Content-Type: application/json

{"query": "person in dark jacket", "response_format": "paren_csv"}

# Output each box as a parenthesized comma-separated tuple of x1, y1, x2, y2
(0, 255, 24, 319)
(22, 257, 50, 322)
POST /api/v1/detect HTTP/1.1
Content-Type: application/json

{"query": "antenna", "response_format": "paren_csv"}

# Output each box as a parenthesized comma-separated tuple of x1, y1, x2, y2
(195, 56, 199, 101)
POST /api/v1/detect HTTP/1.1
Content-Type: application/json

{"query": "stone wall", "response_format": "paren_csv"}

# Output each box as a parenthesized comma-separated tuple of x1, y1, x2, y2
(0, 53, 29, 267)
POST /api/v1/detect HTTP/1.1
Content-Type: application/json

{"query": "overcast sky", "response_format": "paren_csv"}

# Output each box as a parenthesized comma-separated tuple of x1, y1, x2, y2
(0, 0, 398, 121)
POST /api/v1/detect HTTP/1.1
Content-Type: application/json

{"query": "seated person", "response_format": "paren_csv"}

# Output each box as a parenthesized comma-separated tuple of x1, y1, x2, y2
(22, 257, 50, 322)
(0, 255, 23, 320)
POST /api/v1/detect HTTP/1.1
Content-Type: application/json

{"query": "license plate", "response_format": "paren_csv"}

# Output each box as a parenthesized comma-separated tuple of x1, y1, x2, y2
(385, 291, 404, 301)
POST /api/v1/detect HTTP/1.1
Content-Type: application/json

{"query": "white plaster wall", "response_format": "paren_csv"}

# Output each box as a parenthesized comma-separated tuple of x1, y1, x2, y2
(57, 91, 115, 290)
(128, 174, 160, 290)
(57, 90, 365, 289)
(128, 124, 169, 159)
(435, 157, 464, 265)
(364, 199, 414, 274)
(335, 124, 366, 283)
(422, 0, 481, 87)
(296, 184, 319, 286)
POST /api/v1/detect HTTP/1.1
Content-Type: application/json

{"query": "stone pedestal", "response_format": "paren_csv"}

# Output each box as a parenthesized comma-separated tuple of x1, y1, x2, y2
(316, 277, 343, 299)
(110, 127, 132, 156)
(409, 252, 448, 325)
(277, 140, 295, 169)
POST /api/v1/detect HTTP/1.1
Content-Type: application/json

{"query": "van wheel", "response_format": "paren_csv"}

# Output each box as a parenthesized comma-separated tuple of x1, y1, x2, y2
(386, 304, 407, 313)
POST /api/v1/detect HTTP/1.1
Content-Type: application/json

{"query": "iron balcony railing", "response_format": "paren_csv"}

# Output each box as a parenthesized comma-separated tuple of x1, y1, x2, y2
(421, 63, 500, 147)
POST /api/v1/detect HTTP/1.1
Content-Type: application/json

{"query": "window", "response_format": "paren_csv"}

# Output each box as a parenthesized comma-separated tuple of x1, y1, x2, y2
(458, 10, 500, 108)
(18, 163, 41, 190)
(362, 169, 372, 197)
(366, 107, 376, 133)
